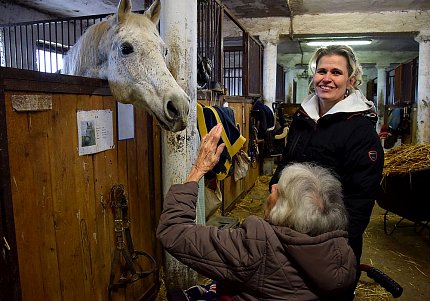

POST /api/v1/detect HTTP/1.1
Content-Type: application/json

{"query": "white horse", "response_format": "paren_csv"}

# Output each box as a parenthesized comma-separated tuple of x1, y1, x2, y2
(62, 0, 190, 132)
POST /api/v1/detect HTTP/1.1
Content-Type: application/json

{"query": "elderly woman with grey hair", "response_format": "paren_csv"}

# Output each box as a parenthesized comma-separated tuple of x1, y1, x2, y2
(157, 124, 356, 301)
(267, 162, 349, 236)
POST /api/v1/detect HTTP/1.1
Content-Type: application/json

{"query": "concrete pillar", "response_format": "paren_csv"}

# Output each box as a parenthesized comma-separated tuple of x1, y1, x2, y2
(283, 67, 288, 102)
(376, 64, 388, 133)
(285, 68, 296, 103)
(0, 30, 4, 67)
(415, 30, 430, 144)
(360, 74, 368, 98)
(362, 66, 377, 102)
(295, 67, 310, 104)
(259, 32, 279, 111)
(160, 0, 199, 290)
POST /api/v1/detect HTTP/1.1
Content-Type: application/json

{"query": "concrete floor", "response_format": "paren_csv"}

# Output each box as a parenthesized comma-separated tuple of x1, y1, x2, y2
(358, 203, 430, 300)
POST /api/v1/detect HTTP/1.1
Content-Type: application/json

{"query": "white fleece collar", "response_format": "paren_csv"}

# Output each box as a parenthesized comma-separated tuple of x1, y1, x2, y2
(301, 90, 375, 122)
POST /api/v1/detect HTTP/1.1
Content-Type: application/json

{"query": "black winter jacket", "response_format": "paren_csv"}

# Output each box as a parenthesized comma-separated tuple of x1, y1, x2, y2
(270, 90, 384, 213)
(270, 91, 384, 264)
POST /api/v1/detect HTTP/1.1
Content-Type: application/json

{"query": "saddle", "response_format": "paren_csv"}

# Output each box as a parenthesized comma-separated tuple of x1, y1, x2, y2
(108, 184, 157, 300)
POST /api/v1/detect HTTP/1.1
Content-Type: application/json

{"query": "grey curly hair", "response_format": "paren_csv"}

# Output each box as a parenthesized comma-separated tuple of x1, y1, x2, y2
(267, 162, 348, 236)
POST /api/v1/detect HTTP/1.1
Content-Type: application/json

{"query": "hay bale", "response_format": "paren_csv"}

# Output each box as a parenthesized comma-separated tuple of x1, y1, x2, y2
(383, 144, 430, 176)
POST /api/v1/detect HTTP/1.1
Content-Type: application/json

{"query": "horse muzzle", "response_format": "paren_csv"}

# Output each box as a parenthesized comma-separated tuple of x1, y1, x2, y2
(161, 90, 190, 132)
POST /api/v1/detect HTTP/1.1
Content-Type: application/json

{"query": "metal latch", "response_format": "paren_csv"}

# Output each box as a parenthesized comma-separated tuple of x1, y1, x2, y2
(2, 236, 10, 262)
(3, 237, 10, 251)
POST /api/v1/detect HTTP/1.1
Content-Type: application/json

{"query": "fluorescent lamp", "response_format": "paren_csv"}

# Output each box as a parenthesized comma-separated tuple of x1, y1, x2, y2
(306, 40, 372, 47)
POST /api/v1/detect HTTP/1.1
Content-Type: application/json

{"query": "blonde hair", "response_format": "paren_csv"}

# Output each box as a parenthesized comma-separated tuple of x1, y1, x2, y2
(268, 163, 348, 236)
(308, 45, 363, 94)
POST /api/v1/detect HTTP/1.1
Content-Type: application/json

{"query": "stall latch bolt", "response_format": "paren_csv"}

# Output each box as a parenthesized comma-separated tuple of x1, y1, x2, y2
(2, 236, 11, 262)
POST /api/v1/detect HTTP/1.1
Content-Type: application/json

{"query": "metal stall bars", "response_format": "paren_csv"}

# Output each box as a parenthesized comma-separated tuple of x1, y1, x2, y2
(0, 10, 145, 74)
(197, 0, 263, 99)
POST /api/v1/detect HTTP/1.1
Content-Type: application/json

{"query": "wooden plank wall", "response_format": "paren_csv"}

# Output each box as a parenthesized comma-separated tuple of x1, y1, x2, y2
(1, 69, 162, 301)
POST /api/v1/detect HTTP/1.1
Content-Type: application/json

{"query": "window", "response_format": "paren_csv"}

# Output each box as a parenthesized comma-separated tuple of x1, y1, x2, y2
(0, 30, 5, 67)
(36, 48, 63, 73)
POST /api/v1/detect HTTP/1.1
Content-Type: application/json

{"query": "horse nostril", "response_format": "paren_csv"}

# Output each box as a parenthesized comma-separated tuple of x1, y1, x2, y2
(166, 100, 180, 119)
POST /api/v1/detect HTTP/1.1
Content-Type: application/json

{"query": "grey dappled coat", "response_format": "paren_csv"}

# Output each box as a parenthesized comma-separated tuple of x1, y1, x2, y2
(156, 182, 357, 300)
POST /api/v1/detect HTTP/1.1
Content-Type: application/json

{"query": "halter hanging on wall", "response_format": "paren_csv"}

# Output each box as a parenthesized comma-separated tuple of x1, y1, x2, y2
(108, 184, 157, 300)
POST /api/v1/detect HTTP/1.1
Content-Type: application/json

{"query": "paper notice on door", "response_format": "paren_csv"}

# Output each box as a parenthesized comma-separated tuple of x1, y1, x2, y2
(117, 102, 135, 140)
(77, 110, 114, 156)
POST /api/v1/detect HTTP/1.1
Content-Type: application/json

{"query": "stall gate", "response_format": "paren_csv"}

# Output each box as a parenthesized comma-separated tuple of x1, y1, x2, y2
(0, 0, 263, 98)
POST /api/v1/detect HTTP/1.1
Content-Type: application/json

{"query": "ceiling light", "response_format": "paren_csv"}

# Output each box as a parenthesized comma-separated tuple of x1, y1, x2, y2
(306, 40, 372, 47)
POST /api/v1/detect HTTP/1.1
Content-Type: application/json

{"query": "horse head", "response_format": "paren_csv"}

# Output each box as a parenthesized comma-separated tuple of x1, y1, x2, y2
(62, 0, 190, 132)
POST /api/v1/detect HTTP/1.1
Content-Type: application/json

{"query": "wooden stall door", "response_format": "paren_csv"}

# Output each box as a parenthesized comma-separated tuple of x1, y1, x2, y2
(3, 90, 161, 301)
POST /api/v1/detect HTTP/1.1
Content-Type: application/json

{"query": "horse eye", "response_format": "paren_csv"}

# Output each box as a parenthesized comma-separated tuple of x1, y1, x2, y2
(120, 42, 134, 55)
(164, 49, 168, 57)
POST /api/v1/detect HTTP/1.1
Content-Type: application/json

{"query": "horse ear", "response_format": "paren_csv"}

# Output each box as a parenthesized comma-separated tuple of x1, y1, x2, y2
(145, 0, 161, 25)
(117, 0, 132, 23)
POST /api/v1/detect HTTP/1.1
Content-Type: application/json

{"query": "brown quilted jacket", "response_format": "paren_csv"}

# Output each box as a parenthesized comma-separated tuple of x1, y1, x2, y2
(156, 182, 357, 300)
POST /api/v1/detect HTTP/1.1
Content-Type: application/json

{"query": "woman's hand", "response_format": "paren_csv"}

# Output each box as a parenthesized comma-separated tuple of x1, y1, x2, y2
(186, 123, 225, 183)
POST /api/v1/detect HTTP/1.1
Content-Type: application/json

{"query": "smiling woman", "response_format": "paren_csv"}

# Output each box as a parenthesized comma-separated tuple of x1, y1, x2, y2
(270, 44, 384, 301)
(308, 45, 363, 115)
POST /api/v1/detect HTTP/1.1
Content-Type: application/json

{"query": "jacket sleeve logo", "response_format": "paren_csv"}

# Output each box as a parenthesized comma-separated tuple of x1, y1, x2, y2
(368, 150, 378, 162)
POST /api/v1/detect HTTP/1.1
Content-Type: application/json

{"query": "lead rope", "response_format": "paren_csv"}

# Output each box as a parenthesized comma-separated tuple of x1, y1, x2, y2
(108, 184, 157, 301)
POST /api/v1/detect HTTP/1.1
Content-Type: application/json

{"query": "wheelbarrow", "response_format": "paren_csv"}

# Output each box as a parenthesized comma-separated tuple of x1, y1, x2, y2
(377, 167, 430, 235)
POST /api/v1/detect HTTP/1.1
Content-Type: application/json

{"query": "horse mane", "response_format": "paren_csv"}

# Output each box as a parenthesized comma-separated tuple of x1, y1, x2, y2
(62, 17, 114, 77)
